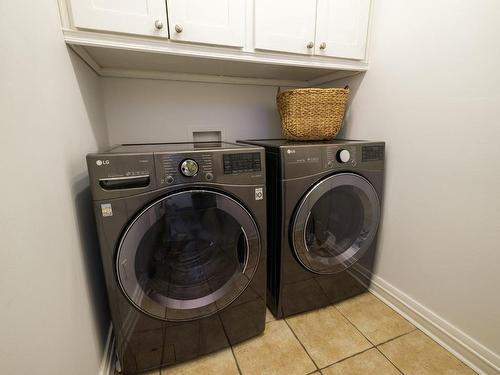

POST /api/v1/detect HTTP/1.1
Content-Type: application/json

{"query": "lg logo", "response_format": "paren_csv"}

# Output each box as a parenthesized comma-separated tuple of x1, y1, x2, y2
(286, 149, 296, 154)
(96, 159, 110, 166)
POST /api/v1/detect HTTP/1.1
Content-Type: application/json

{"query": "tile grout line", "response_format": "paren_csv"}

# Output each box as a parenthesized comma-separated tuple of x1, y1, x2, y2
(375, 327, 418, 347)
(332, 305, 418, 375)
(331, 300, 408, 375)
(229, 344, 244, 375)
(397, 330, 479, 374)
(331, 304, 406, 374)
(332, 304, 377, 347)
(374, 346, 405, 375)
(214, 312, 243, 375)
(332, 304, 410, 375)
(317, 346, 375, 372)
(283, 318, 321, 372)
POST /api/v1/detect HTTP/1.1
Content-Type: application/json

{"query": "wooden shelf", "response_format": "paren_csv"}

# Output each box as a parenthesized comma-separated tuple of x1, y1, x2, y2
(64, 29, 367, 87)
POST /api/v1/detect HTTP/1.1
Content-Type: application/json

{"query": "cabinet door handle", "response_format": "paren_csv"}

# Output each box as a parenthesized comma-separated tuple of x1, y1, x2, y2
(175, 24, 183, 33)
(307, 41, 314, 49)
(320, 42, 327, 50)
(154, 20, 164, 30)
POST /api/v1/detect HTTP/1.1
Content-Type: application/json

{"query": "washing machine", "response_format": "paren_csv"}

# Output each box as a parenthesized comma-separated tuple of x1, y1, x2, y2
(238, 139, 384, 318)
(86, 142, 267, 374)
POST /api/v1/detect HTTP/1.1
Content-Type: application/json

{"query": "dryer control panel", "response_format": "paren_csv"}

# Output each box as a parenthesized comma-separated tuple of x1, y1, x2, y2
(281, 141, 385, 180)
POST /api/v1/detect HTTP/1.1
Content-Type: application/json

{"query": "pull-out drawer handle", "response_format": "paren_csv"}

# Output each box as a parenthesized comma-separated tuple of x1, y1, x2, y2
(99, 175, 150, 190)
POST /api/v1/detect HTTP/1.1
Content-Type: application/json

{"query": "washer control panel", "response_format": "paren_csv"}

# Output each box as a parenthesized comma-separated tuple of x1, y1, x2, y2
(156, 151, 263, 186)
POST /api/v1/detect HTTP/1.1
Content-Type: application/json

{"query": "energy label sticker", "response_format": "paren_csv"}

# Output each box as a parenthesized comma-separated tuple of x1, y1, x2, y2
(101, 203, 113, 217)
(255, 188, 263, 201)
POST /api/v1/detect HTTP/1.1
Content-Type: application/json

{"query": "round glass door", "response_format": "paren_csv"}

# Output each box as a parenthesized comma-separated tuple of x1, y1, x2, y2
(292, 173, 380, 274)
(116, 190, 260, 321)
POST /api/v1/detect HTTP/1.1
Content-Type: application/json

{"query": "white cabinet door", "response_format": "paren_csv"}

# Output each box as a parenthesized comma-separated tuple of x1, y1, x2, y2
(254, 0, 317, 55)
(315, 0, 371, 60)
(69, 0, 168, 37)
(167, 0, 246, 47)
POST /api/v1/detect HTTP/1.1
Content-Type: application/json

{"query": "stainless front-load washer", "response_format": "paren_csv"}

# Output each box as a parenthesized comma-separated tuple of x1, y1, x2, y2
(87, 142, 267, 374)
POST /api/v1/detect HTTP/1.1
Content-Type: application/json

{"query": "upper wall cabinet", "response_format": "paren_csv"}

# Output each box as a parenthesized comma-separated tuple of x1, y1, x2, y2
(69, 0, 168, 37)
(61, 0, 372, 86)
(167, 0, 246, 47)
(315, 0, 371, 60)
(254, 0, 317, 55)
(254, 0, 370, 60)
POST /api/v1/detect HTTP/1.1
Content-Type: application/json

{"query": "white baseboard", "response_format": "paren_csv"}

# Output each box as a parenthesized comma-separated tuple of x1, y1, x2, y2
(351, 265, 500, 375)
(99, 325, 116, 375)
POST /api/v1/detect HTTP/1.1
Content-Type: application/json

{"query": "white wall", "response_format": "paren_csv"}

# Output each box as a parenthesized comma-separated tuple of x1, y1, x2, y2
(101, 78, 282, 145)
(2, 0, 499, 373)
(0, 1, 110, 374)
(331, 0, 500, 370)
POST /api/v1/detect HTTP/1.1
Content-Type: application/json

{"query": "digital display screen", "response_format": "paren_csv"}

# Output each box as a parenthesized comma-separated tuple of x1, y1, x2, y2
(362, 146, 385, 162)
(223, 153, 261, 174)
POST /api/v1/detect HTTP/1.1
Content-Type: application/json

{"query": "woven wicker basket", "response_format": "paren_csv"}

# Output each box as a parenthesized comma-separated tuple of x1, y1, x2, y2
(277, 86, 349, 141)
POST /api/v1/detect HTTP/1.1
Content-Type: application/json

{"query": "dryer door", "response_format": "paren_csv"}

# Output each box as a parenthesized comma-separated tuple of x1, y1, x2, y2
(116, 189, 260, 321)
(292, 173, 380, 274)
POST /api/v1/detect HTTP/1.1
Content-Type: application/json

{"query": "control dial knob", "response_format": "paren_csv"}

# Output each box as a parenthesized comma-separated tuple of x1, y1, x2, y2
(337, 149, 351, 163)
(180, 159, 199, 177)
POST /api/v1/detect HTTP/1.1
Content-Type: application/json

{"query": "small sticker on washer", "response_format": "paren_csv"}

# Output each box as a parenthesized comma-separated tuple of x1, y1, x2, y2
(101, 203, 113, 217)
(255, 187, 264, 201)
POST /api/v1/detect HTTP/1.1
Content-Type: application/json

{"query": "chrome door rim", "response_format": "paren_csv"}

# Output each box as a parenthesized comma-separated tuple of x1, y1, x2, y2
(291, 173, 380, 274)
(116, 189, 260, 322)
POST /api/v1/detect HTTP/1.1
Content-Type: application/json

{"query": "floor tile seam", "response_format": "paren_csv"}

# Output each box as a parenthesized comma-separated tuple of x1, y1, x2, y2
(229, 344, 244, 375)
(332, 292, 414, 328)
(394, 329, 479, 374)
(331, 303, 377, 347)
(375, 328, 418, 348)
(332, 301, 418, 348)
(213, 312, 243, 375)
(374, 346, 405, 375)
(283, 317, 321, 371)
(316, 346, 374, 372)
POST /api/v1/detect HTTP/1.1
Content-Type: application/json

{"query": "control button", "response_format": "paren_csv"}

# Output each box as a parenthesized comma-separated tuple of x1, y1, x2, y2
(205, 172, 213, 181)
(337, 149, 351, 163)
(166, 175, 174, 184)
(180, 159, 199, 177)
(327, 160, 334, 168)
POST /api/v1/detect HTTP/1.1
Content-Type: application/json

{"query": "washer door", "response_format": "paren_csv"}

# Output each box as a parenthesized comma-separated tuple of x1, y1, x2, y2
(292, 173, 380, 274)
(116, 190, 260, 321)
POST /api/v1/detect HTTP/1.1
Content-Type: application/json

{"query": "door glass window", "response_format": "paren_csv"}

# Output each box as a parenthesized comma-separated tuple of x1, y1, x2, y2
(117, 190, 259, 321)
(306, 185, 366, 259)
(292, 173, 380, 274)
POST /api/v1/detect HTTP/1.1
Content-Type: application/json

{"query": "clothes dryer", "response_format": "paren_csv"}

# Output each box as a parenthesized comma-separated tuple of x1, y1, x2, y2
(238, 139, 384, 318)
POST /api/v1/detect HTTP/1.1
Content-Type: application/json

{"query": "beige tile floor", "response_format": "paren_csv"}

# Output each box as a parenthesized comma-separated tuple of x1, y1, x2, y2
(142, 292, 476, 375)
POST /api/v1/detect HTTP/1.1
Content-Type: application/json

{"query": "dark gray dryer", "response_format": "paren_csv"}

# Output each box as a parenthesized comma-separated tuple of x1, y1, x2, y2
(87, 142, 267, 374)
(238, 139, 385, 318)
